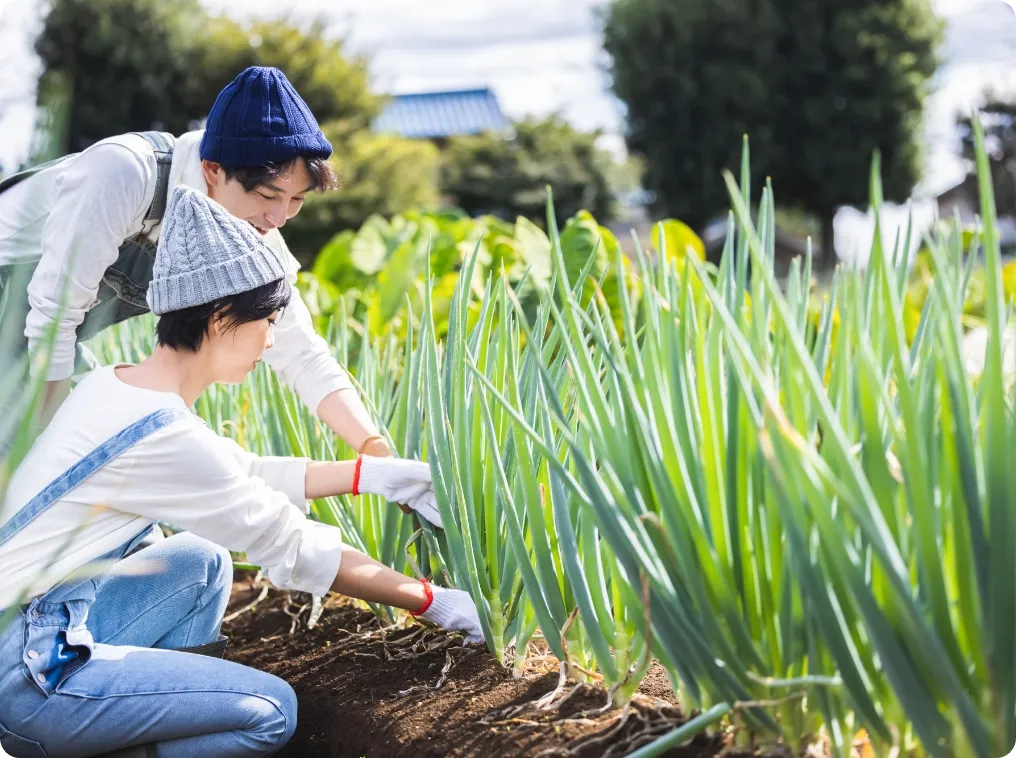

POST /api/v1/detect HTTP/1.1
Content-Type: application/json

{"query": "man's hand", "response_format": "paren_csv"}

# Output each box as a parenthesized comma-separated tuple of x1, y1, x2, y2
(356, 457, 443, 527)
(357, 434, 391, 458)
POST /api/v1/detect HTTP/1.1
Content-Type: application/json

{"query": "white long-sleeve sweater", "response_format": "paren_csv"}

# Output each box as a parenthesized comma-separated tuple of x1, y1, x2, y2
(0, 365, 346, 610)
(0, 130, 352, 414)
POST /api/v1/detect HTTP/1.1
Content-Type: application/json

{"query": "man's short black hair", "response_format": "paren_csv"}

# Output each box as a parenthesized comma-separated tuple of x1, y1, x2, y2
(156, 278, 292, 352)
(221, 156, 339, 194)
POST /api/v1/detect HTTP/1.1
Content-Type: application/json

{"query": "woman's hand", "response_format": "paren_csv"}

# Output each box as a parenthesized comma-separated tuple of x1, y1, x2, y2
(304, 454, 442, 525)
(417, 584, 484, 644)
(327, 552, 482, 645)
(357, 435, 412, 516)
(355, 457, 443, 527)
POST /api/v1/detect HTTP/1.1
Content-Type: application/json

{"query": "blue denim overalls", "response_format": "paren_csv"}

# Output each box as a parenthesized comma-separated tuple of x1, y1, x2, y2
(0, 409, 297, 758)
(0, 408, 187, 755)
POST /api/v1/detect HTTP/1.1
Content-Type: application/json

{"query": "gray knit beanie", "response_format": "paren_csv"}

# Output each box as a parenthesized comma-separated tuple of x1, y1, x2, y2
(147, 185, 290, 315)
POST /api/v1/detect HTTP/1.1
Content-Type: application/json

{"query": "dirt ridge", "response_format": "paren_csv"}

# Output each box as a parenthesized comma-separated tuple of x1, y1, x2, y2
(222, 580, 773, 758)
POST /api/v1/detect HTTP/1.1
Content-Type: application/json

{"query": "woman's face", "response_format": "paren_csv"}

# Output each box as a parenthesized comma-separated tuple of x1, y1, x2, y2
(207, 310, 280, 384)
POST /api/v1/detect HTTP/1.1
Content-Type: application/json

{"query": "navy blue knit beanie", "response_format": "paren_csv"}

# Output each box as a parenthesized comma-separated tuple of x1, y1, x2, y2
(200, 66, 333, 167)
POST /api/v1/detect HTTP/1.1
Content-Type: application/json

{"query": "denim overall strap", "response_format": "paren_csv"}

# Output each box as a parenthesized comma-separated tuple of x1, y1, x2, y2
(0, 131, 173, 201)
(0, 132, 177, 348)
(1, 406, 190, 697)
(0, 407, 190, 550)
(0, 155, 73, 194)
(75, 131, 176, 342)
(132, 131, 175, 226)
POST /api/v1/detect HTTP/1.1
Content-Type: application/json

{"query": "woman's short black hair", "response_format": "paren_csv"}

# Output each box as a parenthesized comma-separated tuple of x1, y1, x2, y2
(221, 156, 339, 194)
(156, 278, 292, 352)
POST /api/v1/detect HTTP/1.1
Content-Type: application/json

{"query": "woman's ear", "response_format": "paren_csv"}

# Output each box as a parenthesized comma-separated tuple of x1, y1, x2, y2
(209, 307, 229, 337)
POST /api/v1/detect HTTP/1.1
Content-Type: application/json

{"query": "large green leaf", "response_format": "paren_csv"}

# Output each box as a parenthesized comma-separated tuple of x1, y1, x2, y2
(651, 219, 706, 262)
(367, 238, 422, 334)
(560, 210, 608, 287)
(513, 216, 553, 285)
(350, 214, 393, 276)
(311, 229, 355, 284)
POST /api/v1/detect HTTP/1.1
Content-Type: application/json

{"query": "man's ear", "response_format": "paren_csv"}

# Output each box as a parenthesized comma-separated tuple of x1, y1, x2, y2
(200, 160, 224, 189)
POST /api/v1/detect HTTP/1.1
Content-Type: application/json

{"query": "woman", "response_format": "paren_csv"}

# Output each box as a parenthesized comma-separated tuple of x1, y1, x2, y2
(0, 186, 482, 758)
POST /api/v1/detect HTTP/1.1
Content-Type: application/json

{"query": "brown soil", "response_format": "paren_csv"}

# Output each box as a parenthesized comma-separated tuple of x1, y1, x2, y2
(222, 576, 789, 758)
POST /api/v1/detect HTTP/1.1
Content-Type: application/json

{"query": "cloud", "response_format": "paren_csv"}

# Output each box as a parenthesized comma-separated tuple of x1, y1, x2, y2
(941, 0, 1016, 64)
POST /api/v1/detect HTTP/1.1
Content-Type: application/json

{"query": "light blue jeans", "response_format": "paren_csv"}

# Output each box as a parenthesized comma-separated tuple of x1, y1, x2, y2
(0, 533, 297, 757)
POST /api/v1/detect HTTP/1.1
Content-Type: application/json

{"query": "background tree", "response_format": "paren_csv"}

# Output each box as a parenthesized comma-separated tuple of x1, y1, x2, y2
(958, 96, 1016, 218)
(31, 0, 441, 259)
(601, 0, 783, 239)
(285, 127, 442, 266)
(602, 0, 943, 262)
(190, 16, 382, 131)
(184, 15, 442, 263)
(769, 1, 942, 260)
(440, 115, 616, 225)
(35, 1, 383, 150)
(34, 0, 205, 151)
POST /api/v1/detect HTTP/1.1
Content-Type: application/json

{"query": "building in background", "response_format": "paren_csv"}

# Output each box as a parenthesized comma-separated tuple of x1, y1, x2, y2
(936, 179, 980, 222)
(373, 87, 510, 147)
(936, 180, 1016, 254)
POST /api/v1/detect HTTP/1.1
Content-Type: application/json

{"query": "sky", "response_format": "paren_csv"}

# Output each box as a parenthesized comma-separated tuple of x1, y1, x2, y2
(0, 0, 1014, 259)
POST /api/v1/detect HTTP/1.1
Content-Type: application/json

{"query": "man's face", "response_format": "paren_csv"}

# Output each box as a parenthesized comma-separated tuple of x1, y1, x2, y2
(201, 159, 313, 236)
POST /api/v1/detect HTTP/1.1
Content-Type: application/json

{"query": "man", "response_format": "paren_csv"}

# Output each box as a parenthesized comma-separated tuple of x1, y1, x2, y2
(0, 65, 392, 461)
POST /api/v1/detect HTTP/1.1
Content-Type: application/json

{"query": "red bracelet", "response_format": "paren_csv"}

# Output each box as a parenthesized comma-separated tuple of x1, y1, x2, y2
(410, 578, 434, 616)
(352, 454, 364, 496)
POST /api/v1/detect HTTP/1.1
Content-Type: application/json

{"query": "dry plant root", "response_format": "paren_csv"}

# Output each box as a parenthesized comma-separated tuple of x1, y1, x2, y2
(598, 708, 678, 758)
(379, 626, 464, 664)
(281, 593, 310, 634)
(534, 696, 717, 758)
(534, 660, 571, 709)
(541, 681, 594, 714)
(395, 646, 476, 699)
(531, 704, 649, 758)
(561, 711, 635, 758)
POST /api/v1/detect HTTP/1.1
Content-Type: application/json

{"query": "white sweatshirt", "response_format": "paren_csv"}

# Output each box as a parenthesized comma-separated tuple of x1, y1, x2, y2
(0, 365, 346, 610)
(0, 130, 352, 414)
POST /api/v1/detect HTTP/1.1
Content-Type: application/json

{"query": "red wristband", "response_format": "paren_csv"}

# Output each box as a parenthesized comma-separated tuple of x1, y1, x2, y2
(410, 578, 434, 616)
(352, 454, 364, 496)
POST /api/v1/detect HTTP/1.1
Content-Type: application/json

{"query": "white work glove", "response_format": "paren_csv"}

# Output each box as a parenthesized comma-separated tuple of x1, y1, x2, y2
(356, 456, 444, 527)
(416, 584, 484, 644)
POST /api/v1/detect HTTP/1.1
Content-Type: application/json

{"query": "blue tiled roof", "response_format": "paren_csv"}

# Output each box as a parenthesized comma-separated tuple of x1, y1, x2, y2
(373, 88, 509, 139)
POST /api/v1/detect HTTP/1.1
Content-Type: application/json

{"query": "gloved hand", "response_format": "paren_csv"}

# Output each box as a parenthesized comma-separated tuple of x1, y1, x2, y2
(414, 581, 484, 644)
(357, 435, 412, 515)
(355, 456, 443, 527)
